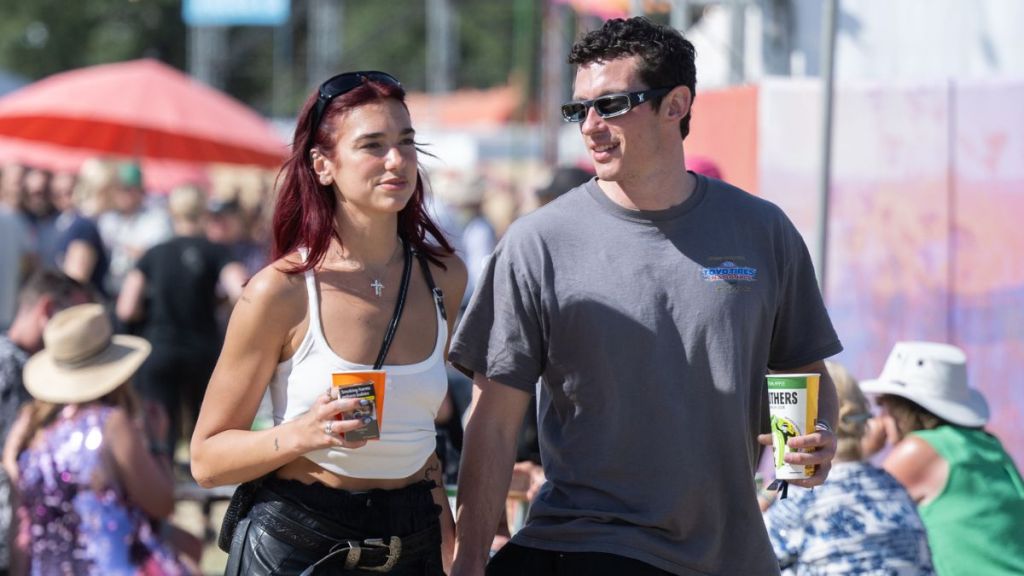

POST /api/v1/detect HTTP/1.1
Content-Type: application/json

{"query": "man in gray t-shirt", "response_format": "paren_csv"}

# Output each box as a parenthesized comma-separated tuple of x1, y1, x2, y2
(449, 17, 842, 576)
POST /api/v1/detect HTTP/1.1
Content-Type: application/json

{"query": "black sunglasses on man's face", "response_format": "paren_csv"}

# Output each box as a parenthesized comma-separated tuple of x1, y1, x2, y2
(560, 86, 673, 123)
(307, 70, 402, 151)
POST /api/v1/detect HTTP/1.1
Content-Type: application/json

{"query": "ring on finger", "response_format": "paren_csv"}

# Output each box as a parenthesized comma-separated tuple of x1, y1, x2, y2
(324, 421, 332, 435)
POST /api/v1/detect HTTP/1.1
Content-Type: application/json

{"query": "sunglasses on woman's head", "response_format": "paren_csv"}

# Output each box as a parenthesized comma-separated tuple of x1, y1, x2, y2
(560, 86, 674, 123)
(307, 71, 403, 151)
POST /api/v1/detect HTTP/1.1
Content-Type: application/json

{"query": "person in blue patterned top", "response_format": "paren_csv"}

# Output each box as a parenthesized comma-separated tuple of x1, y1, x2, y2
(762, 361, 935, 575)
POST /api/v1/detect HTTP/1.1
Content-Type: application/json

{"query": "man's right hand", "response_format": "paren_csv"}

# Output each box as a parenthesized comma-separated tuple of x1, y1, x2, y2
(451, 373, 533, 576)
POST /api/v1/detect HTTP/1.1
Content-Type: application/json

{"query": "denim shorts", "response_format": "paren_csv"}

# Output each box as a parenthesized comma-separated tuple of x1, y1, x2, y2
(226, 477, 443, 575)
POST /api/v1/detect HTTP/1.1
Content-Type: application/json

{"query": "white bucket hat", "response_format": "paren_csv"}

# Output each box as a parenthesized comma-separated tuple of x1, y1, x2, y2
(860, 341, 989, 427)
(23, 303, 151, 404)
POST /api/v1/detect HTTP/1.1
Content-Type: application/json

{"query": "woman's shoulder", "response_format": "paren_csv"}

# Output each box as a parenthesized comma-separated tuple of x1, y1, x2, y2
(240, 255, 309, 314)
(429, 251, 468, 310)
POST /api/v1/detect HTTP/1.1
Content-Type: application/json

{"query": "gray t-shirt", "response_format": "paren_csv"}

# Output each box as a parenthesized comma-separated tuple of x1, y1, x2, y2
(450, 175, 842, 576)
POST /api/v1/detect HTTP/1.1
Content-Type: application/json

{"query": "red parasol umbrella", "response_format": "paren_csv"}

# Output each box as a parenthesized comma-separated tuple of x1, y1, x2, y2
(0, 59, 286, 190)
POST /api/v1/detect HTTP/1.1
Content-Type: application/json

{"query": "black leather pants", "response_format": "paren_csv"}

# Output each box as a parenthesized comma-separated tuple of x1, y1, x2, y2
(225, 478, 444, 576)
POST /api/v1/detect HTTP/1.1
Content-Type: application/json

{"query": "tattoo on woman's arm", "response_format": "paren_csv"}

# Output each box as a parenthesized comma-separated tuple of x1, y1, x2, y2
(275, 437, 280, 452)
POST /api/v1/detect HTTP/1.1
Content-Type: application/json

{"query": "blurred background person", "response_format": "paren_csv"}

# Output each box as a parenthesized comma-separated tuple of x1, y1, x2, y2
(0, 163, 31, 331)
(50, 168, 109, 299)
(429, 167, 496, 309)
(684, 154, 722, 180)
(0, 162, 25, 213)
(17, 167, 59, 274)
(204, 195, 267, 280)
(2, 303, 195, 575)
(74, 157, 118, 219)
(861, 342, 1024, 576)
(762, 360, 934, 575)
(116, 184, 245, 457)
(534, 165, 593, 208)
(97, 162, 172, 299)
(0, 270, 91, 576)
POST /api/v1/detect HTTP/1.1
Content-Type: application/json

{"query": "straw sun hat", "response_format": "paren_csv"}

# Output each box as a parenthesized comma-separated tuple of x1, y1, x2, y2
(23, 304, 151, 404)
(860, 341, 989, 427)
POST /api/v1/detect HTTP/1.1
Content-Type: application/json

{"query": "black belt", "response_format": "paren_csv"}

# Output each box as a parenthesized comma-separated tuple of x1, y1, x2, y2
(253, 499, 438, 574)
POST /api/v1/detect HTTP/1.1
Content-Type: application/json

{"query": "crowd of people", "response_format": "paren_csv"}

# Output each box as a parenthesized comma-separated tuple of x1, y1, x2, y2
(0, 146, 282, 574)
(0, 15, 1021, 576)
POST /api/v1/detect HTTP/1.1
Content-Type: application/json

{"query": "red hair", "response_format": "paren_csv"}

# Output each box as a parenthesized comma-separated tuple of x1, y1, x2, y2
(272, 77, 453, 273)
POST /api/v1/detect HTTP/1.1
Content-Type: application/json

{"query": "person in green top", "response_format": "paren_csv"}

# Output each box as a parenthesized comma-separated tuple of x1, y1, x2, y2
(861, 341, 1024, 576)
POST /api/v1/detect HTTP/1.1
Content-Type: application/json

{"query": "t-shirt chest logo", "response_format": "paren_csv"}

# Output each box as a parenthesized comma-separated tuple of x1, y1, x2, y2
(701, 259, 758, 291)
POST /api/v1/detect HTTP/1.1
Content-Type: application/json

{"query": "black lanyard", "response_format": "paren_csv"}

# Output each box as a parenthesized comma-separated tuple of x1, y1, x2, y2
(372, 240, 447, 369)
(373, 239, 413, 370)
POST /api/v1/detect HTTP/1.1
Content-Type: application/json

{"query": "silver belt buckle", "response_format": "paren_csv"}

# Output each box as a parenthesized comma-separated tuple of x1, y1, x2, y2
(360, 536, 402, 572)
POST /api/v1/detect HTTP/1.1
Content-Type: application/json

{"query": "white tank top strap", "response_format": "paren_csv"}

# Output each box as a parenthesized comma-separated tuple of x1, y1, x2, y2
(291, 248, 324, 362)
(302, 266, 326, 344)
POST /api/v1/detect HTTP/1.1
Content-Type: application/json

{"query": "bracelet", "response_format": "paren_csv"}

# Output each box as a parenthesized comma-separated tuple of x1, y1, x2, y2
(815, 420, 834, 434)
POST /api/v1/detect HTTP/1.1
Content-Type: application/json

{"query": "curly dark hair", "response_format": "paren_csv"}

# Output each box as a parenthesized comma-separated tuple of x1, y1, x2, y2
(879, 394, 953, 438)
(569, 17, 697, 140)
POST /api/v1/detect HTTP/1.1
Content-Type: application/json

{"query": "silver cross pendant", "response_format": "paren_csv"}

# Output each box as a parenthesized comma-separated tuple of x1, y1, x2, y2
(370, 279, 384, 297)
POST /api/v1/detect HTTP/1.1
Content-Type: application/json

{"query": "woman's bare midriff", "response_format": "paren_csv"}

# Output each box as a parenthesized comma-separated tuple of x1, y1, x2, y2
(275, 455, 430, 491)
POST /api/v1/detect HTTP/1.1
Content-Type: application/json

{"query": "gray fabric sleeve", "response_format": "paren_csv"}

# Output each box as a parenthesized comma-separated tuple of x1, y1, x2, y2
(768, 214, 843, 370)
(449, 228, 545, 393)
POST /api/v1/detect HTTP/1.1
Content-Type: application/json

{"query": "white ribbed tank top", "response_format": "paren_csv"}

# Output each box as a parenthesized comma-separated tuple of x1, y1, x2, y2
(270, 265, 448, 479)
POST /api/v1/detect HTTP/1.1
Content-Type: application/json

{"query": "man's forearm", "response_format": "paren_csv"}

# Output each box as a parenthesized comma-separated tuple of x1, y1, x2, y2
(452, 412, 520, 573)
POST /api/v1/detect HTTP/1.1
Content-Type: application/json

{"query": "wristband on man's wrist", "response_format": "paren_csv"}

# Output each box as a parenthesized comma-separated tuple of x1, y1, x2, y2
(815, 419, 834, 434)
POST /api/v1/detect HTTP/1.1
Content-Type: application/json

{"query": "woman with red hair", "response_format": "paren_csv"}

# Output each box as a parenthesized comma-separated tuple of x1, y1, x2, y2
(191, 71, 466, 575)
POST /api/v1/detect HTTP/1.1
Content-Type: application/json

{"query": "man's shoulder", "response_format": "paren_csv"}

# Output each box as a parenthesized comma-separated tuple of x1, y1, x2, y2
(700, 177, 799, 240)
(704, 177, 785, 216)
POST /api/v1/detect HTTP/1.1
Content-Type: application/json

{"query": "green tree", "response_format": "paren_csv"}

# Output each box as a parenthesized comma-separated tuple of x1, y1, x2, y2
(0, 0, 186, 80)
(334, 0, 532, 91)
(0, 0, 547, 116)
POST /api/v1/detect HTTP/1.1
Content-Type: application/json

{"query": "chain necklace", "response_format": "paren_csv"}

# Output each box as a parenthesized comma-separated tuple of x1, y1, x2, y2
(338, 239, 402, 298)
